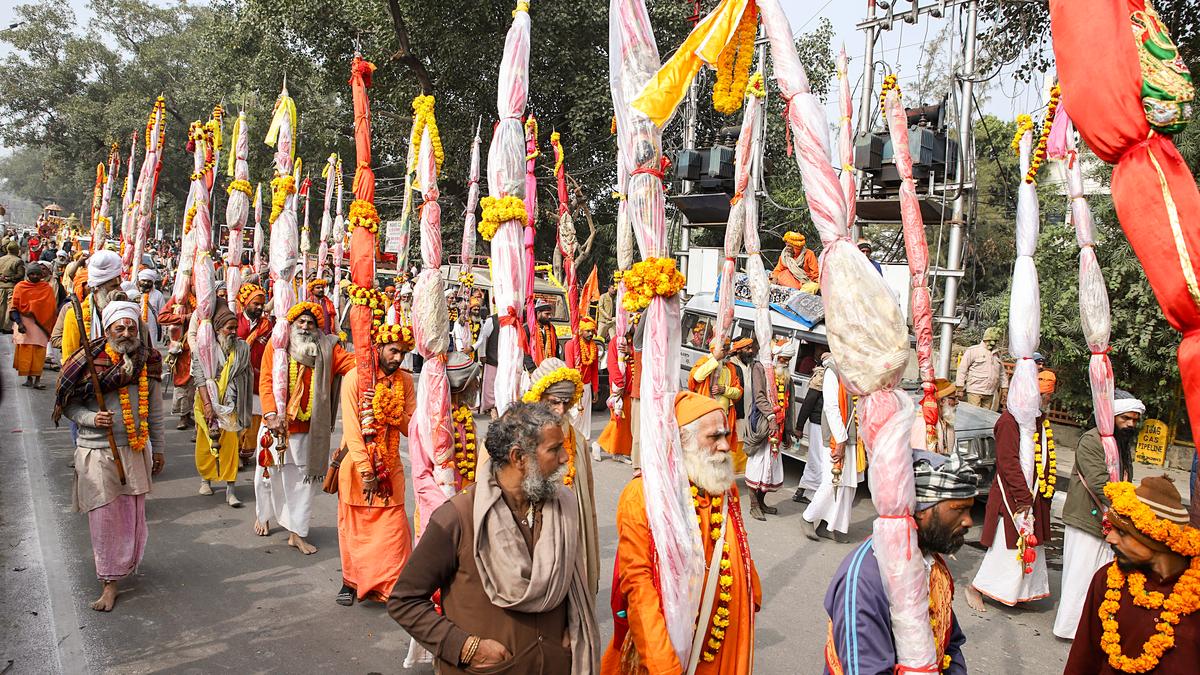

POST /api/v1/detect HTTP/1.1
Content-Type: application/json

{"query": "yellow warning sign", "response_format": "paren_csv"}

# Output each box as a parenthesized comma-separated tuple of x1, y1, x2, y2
(1134, 419, 1169, 466)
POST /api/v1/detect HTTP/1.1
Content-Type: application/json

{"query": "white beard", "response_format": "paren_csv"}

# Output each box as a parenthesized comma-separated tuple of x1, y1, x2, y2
(940, 403, 957, 428)
(288, 327, 319, 366)
(683, 440, 735, 496)
(219, 332, 236, 354)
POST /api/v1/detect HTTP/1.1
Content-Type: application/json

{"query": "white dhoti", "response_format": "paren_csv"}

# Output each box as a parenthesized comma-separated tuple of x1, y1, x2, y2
(971, 514, 1050, 606)
(744, 443, 784, 492)
(1053, 525, 1113, 639)
(797, 421, 825, 495)
(573, 388, 593, 442)
(803, 435, 860, 534)
(253, 430, 319, 537)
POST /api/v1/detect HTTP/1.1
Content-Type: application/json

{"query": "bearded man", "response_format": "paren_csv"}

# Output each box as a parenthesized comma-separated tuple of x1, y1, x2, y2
(523, 358, 600, 596)
(235, 283, 273, 462)
(192, 304, 253, 508)
(743, 339, 795, 520)
(56, 249, 124, 358)
(53, 301, 165, 612)
(954, 327, 1007, 411)
(308, 278, 336, 334)
(254, 302, 354, 554)
(389, 402, 601, 674)
(1053, 391, 1145, 639)
(910, 378, 959, 455)
(564, 316, 601, 441)
(532, 300, 559, 365)
(336, 323, 417, 606)
(770, 231, 820, 292)
(802, 351, 861, 542)
(10, 262, 56, 389)
(0, 240, 27, 333)
(688, 336, 744, 472)
(128, 268, 165, 348)
(1065, 476, 1200, 673)
(602, 391, 761, 675)
(157, 291, 198, 430)
(823, 452, 978, 673)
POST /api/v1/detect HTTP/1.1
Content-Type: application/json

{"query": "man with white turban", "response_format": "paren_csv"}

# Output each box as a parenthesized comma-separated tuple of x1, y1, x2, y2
(127, 268, 165, 348)
(54, 249, 126, 358)
(801, 351, 862, 543)
(1052, 389, 1145, 639)
(52, 300, 165, 613)
(743, 338, 795, 520)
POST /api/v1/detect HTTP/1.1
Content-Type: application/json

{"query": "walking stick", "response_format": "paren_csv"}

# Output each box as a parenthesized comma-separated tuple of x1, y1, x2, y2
(70, 294, 127, 485)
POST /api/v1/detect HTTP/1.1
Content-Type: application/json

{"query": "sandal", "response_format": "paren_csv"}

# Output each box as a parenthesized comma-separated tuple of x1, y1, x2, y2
(336, 585, 355, 607)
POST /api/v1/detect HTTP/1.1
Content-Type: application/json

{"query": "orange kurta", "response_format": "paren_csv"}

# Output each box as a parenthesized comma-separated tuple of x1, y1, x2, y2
(688, 356, 745, 473)
(258, 341, 356, 434)
(771, 247, 819, 289)
(602, 477, 761, 675)
(599, 339, 641, 457)
(337, 367, 415, 602)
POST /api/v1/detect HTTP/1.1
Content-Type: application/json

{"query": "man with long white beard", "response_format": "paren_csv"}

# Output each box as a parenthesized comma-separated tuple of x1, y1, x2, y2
(254, 302, 354, 554)
(192, 304, 253, 507)
(910, 378, 959, 455)
(1053, 390, 1144, 639)
(54, 249, 126, 358)
(53, 301, 165, 612)
(602, 391, 761, 675)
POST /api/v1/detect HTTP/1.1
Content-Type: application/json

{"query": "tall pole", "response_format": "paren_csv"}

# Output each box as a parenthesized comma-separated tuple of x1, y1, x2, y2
(852, 0, 879, 241)
(935, 0, 976, 378)
(679, 77, 696, 281)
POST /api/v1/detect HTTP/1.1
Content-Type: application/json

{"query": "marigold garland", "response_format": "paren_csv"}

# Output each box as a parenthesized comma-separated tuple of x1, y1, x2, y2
(183, 204, 198, 235)
(578, 338, 597, 367)
(269, 174, 296, 226)
(621, 257, 686, 312)
(691, 485, 735, 662)
(1023, 84, 1061, 184)
(479, 195, 526, 241)
(712, 3, 758, 115)
(879, 74, 900, 117)
(1032, 418, 1057, 499)
(408, 95, 445, 176)
(1105, 482, 1200, 557)
(145, 96, 166, 150)
(522, 366, 584, 408)
(373, 322, 415, 350)
(347, 199, 380, 235)
(452, 404, 478, 482)
(106, 345, 150, 452)
(348, 283, 388, 329)
(226, 179, 253, 198)
(371, 377, 408, 428)
(286, 301, 324, 326)
(746, 71, 766, 99)
(1010, 114, 1036, 155)
(1100, 556, 1200, 673)
(288, 359, 318, 422)
(524, 116, 541, 161)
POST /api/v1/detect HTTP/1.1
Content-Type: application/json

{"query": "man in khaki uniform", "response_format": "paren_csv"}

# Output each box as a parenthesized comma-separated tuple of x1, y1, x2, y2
(954, 327, 1007, 411)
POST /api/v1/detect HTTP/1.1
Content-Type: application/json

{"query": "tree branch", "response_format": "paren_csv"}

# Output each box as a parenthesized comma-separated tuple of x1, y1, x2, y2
(384, 0, 434, 95)
(566, 172, 596, 271)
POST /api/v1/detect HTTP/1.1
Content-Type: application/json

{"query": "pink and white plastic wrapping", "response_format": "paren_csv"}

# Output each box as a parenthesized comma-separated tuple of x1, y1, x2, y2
(252, 184, 264, 277)
(128, 103, 165, 282)
(522, 118, 540, 339)
(119, 134, 136, 262)
(461, 128, 482, 266)
(837, 49, 857, 225)
(266, 90, 300, 416)
(611, 0, 703, 665)
(225, 113, 252, 305)
(760, 0, 933, 669)
(1007, 131, 1042, 493)
(331, 162, 345, 319)
(299, 181, 312, 302)
(485, 3, 531, 415)
(884, 89, 939, 442)
(715, 93, 760, 348)
(94, 151, 119, 253)
(318, 154, 337, 281)
(188, 129, 220, 407)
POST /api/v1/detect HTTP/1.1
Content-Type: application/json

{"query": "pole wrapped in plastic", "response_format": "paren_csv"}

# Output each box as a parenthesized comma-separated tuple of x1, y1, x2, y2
(252, 183, 264, 277)
(760, 0, 932, 670)
(119, 133, 136, 259)
(225, 112, 252, 304)
(331, 159, 346, 320)
(347, 55, 382, 425)
(318, 154, 338, 281)
(611, 0, 702, 665)
(188, 113, 222, 412)
(264, 84, 300, 417)
(483, 1, 531, 414)
(129, 96, 166, 282)
(550, 132, 580, 331)
(714, 77, 761, 348)
(92, 145, 119, 253)
(460, 123, 482, 268)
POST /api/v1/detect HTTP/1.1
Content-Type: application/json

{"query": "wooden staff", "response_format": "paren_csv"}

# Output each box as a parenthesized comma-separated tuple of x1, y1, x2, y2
(70, 294, 127, 485)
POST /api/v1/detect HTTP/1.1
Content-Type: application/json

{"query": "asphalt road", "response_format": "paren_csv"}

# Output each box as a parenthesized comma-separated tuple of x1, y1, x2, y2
(2, 338, 1078, 674)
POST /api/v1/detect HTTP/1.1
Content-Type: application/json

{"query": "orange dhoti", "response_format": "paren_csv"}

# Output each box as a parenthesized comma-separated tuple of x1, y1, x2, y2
(337, 499, 412, 603)
(13, 344, 47, 377)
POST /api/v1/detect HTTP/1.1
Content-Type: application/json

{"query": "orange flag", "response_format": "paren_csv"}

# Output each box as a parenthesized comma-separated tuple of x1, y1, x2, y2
(578, 265, 599, 320)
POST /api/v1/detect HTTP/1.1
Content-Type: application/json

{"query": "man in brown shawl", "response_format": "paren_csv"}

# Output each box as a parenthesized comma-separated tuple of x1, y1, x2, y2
(389, 402, 600, 674)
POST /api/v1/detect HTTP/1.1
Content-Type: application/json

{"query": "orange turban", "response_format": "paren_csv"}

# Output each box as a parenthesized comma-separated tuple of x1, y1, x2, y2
(934, 378, 957, 399)
(731, 337, 753, 351)
(579, 316, 596, 331)
(674, 390, 724, 428)
(783, 231, 806, 247)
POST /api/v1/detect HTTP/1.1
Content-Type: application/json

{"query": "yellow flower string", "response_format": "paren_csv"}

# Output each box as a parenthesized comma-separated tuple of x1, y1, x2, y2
(1032, 418, 1057, 499)
(408, 95, 445, 176)
(523, 367, 584, 407)
(269, 174, 296, 226)
(621, 257, 686, 312)
(691, 485, 734, 662)
(1024, 83, 1061, 184)
(479, 195, 526, 241)
(452, 404, 477, 482)
(1100, 556, 1200, 673)
(347, 284, 388, 330)
(879, 74, 899, 117)
(371, 377, 408, 429)
(347, 199, 380, 236)
(524, 116, 541, 161)
(1105, 482, 1200, 557)
(1010, 114, 1035, 155)
(226, 179, 253, 197)
(106, 345, 150, 452)
(145, 96, 166, 150)
(712, 3, 758, 115)
(746, 71, 766, 99)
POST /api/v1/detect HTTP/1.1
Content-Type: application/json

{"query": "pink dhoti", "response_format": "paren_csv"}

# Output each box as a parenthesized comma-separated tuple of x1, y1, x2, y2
(87, 493, 148, 581)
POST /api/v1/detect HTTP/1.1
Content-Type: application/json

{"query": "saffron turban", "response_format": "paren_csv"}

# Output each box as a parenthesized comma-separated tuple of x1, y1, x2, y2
(934, 378, 957, 399)
(674, 390, 724, 428)
(783, 231, 805, 247)
(87, 250, 122, 288)
(731, 338, 753, 351)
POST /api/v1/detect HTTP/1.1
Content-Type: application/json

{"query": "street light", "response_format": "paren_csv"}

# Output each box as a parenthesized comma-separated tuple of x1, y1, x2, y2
(3, 21, 27, 32)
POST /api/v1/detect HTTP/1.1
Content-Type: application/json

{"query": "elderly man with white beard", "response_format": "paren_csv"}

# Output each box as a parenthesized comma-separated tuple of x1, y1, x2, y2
(602, 391, 761, 675)
(192, 303, 253, 507)
(53, 300, 165, 612)
(253, 302, 354, 554)
(910, 378, 960, 455)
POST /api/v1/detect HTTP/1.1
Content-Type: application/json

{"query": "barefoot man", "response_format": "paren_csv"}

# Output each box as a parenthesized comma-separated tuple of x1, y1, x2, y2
(254, 302, 354, 553)
(53, 300, 165, 611)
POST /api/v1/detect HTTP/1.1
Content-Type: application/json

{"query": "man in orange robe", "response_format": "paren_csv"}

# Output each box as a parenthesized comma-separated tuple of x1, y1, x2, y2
(688, 337, 744, 473)
(602, 391, 761, 675)
(770, 231, 820, 292)
(10, 262, 56, 388)
(598, 321, 641, 465)
(255, 302, 355, 554)
(335, 325, 416, 605)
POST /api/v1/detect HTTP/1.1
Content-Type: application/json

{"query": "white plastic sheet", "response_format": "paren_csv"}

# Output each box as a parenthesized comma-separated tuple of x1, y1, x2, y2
(265, 86, 300, 415)
(1007, 131, 1042, 491)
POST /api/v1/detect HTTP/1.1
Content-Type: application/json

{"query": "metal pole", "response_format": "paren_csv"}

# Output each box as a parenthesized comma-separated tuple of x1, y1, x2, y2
(934, 0, 976, 378)
(679, 64, 698, 281)
(852, 0, 879, 242)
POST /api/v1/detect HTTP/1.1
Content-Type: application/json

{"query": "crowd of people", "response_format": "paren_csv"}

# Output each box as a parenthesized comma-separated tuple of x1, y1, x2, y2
(5, 226, 1200, 674)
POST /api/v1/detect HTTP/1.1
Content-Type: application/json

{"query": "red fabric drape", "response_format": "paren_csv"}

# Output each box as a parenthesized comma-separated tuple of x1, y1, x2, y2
(1051, 0, 1200, 434)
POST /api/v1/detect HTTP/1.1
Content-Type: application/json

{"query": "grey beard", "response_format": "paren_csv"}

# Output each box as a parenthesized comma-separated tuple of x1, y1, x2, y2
(94, 288, 113, 313)
(940, 404, 957, 428)
(219, 333, 235, 354)
(522, 458, 568, 503)
(111, 337, 139, 377)
(683, 442, 735, 496)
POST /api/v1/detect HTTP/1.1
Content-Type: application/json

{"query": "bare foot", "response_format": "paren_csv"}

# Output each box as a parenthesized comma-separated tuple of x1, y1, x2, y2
(288, 533, 318, 555)
(965, 585, 987, 613)
(254, 520, 271, 536)
(90, 581, 118, 612)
